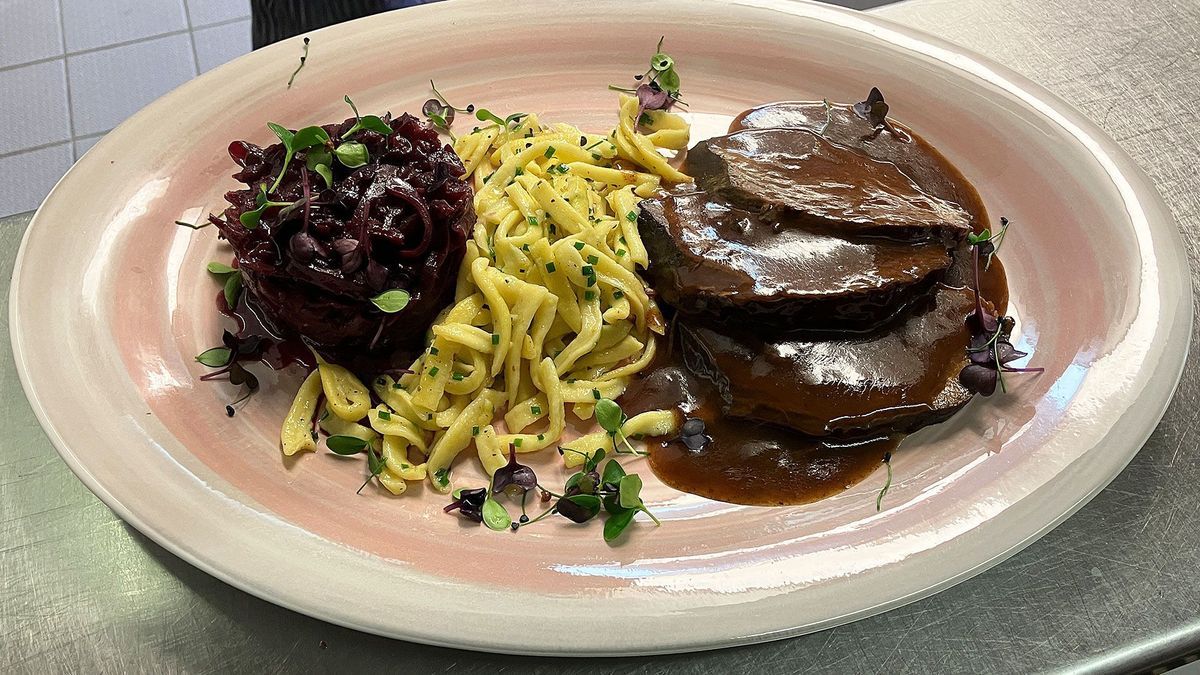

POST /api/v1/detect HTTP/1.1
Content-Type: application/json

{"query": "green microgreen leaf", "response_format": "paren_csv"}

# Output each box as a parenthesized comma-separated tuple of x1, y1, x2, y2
(334, 141, 369, 168)
(585, 447, 606, 473)
(603, 507, 636, 543)
(367, 448, 385, 474)
(358, 447, 387, 494)
(206, 261, 235, 275)
(618, 473, 643, 510)
(313, 162, 333, 189)
(306, 143, 332, 166)
(292, 125, 330, 150)
(475, 108, 506, 126)
(267, 122, 295, 150)
(223, 271, 243, 309)
(565, 471, 588, 493)
(427, 110, 449, 130)
(657, 67, 680, 94)
(358, 115, 392, 135)
(482, 498, 512, 531)
(327, 435, 369, 455)
(265, 123, 300, 194)
(239, 207, 264, 229)
(370, 289, 411, 313)
(601, 458, 626, 489)
(341, 95, 392, 138)
(563, 494, 601, 520)
(595, 398, 623, 435)
(195, 347, 232, 367)
(343, 94, 361, 119)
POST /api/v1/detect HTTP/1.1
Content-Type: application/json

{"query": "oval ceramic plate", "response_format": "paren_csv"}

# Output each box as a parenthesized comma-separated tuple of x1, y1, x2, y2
(10, 0, 1191, 656)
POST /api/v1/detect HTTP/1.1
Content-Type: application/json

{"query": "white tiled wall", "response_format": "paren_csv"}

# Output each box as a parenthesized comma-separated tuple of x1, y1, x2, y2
(0, 0, 252, 216)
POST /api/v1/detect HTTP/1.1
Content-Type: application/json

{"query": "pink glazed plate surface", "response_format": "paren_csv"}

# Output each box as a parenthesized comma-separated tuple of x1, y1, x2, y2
(9, 0, 1191, 655)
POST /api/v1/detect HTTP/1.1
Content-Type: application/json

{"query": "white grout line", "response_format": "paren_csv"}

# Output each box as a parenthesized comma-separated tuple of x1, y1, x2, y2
(55, 0, 78, 148)
(0, 15, 249, 75)
(180, 0, 203, 77)
(0, 140, 72, 161)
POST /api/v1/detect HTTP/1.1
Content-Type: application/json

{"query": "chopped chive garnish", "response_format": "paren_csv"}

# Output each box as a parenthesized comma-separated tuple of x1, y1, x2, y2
(586, 255, 599, 264)
(592, 388, 601, 400)
(545, 262, 557, 273)
(452, 372, 465, 381)
(613, 290, 624, 299)
(573, 242, 585, 250)
(378, 410, 392, 420)
(544, 146, 556, 158)
(617, 249, 626, 257)
(428, 366, 440, 377)
(429, 346, 439, 356)
(587, 275, 597, 287)
(537, 434, 544, 441)
(584, 290, 597, 301)
(472, 425, 480, 436)
(531, 405, 542, 415)
(626, 211, 637, 222)
(492, 333, 501, 345)
(581, 265, 594, 276)
(527, 215, 539, 226)
(515, 167, 524, 176)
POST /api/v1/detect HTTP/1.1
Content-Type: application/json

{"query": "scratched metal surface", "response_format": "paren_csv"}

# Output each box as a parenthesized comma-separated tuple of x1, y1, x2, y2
(3, 0, 1199, 672)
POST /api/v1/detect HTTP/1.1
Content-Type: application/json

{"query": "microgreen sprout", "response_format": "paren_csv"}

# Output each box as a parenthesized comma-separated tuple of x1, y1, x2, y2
(206, 260, 243, 309)
(608, 36, 686, 123)
(195, 330, 261, 416)
(356, 444, 387, 494)
(175, 215, 210, 230)
(340, 95, 392, 139)
(958, 220, 1044, 396)
(450, 431, 658, 541)
(287, 37, 310, 89)
(596, 398, 645, 456)
(852, 87, 898, 140)
(474, 108, 529, 129)
(249, 98, 392, 227)
(876, 451, 893, 511)
(819, 98, 834, 136)
(423, 80, 480, 138)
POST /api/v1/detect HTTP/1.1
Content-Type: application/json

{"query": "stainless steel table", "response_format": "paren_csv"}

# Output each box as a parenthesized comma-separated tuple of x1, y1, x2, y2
(4, 0, 1198, 672)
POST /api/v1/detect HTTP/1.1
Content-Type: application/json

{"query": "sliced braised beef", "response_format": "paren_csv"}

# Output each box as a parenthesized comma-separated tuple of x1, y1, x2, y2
(731, 101, 985, 218)
(687, 128, 973, 243)
(676, 285, 976, 437)
(638, 191, 951, 329)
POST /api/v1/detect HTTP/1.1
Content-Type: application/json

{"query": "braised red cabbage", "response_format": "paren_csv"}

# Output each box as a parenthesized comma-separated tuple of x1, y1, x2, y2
(212, 112, 473, 374)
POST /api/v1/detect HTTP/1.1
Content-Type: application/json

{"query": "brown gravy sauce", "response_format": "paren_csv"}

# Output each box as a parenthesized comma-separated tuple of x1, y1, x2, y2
(627, 102, 1007, 506)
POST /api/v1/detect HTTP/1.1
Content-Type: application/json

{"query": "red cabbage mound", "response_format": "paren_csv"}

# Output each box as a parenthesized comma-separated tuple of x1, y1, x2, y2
(213, 112, 473, 374)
